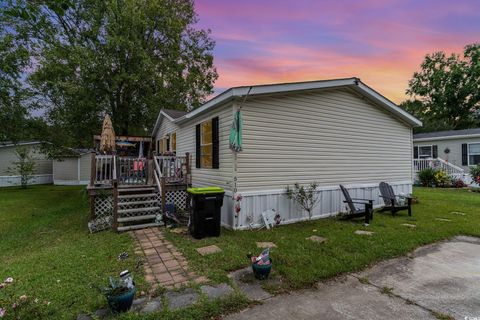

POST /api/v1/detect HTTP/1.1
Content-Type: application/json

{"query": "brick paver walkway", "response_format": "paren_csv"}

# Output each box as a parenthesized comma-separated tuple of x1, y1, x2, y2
(132, 228, 208, 290)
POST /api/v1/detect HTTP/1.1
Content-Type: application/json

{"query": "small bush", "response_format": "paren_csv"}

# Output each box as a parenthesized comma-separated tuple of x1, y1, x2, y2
(433, 170, 450, 187)
(470, 164, 480, 185)
(418, 168, 436, 187)
(452, 178, 467, 188)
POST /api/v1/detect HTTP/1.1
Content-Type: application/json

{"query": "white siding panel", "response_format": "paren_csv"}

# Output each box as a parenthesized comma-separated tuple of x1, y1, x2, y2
(0, 145, 53, 176)
(79, 154, 92, 182)
(413, 137, 480, 172)
(237, 88, 413, 191)
(0, 174, 53, 187)
(233, 181, 412, 230)
(155, 117, 180, 151)
(176, 102, 234, 190)
(53, 158, 78, 180)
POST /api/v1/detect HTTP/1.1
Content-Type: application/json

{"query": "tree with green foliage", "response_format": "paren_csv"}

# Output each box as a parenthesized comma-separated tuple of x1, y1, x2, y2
(403, 43, 480, 132)
(0, 29, 31, 142)
(2, 0, 217, 147)
(8, 146, 36, 189)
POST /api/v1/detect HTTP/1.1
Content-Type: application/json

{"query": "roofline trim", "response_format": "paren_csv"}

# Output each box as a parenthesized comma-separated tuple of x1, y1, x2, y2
(151, 77, 422, 135)
(0, 141, 44, 148)
(414, 134, 480, 142)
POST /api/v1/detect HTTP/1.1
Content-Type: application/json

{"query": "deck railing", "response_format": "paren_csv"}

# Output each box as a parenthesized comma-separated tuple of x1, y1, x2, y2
(90, 153, 191, 187)
(413, 158, 465, 179)
(117, 157, 148, 185)
(91, 154, 115, 185)
(154, 154, 191, 185)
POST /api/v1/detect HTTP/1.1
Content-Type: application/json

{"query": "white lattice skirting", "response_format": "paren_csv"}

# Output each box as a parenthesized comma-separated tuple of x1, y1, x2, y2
(0, 174, 53, 187)
(89, 194, 114, 233)
(221, 181, 413, 230)
(165, 190, 188, 211)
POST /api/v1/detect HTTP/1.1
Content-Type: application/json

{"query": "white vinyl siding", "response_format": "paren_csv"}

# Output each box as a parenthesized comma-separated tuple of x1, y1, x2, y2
(413, 137, 480, 171)
(176, 103, 234, 190)
(155, 117, 179, 153)
(236, 88, 413, 191)
(53, 158, 78, 180)
(79, 153, 92, 181)
(0, 144, 52, 176)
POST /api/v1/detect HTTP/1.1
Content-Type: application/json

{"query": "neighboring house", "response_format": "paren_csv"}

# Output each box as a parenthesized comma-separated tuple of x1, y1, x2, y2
(413, 128, 480, 170)
(53, 149, 92, 185)
(152, 78, 422, 229)
(0, 141, 53, 187)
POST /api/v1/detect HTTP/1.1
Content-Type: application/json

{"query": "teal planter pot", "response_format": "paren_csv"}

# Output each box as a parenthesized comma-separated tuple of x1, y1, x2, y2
(107, 288, 136, 313)
(252, 258, 272, 280)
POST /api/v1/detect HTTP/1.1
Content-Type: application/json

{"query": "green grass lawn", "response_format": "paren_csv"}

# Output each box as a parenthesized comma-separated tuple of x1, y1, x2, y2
(0, 185, 147, 319)
(164, 187, 480, 291)
(0, 186, 478, 319)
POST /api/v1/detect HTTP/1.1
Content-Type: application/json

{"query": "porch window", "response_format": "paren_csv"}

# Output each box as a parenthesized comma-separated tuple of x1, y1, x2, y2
(171, 132, 176, 152)
(200, 120, 213, 168)
(418, 145, 432, 158)
(468, 143, 480, 166)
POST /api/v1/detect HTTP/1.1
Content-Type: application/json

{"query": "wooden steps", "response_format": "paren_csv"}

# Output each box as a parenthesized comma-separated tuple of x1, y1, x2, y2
(118, 206, 161, 215)
(118, 199, 157, 207)
(115, 185, 161, 232)
(117, 214, 157, 223)
(117, 222, 161, 232)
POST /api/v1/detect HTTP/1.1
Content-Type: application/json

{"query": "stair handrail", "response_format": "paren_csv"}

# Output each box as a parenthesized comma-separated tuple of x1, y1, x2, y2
(435, 157, 464, 173)
(153, 156, 163, 190)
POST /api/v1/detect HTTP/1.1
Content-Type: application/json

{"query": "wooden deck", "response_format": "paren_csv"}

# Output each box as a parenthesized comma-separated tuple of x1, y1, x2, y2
(87, 153, 191, 232)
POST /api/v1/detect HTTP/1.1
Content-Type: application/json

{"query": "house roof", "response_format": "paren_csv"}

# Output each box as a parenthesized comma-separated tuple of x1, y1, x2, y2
(162, 109, 187, 120)
(0, 140, 44, 148)
(152, 78, 422, 136)
(413, 128, 480, 142)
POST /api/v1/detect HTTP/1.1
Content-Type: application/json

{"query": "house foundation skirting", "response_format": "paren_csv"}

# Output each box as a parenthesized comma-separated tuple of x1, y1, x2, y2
(0, 174, 53, 187)
(222, 181, 413, 230)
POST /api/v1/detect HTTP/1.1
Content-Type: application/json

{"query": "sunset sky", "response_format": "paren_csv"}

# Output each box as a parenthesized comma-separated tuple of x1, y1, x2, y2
(194, 0, 480, 103)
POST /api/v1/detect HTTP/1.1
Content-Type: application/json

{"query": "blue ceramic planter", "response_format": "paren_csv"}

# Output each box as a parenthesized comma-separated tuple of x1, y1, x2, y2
(252, 258, 272, 280)
(107, 288, 135, 313)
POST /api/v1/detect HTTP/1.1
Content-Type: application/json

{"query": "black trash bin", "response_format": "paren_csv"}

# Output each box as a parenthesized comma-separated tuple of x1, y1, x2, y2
(187, 187, 225, 239)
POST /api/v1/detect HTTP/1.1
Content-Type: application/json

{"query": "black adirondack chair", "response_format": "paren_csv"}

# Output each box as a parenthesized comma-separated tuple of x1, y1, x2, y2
(339, 185, 373, 224)
(378, 182, 412, 216)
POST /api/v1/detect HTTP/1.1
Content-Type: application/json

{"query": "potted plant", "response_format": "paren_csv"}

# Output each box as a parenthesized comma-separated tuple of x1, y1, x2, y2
(102, 274, 135, 313)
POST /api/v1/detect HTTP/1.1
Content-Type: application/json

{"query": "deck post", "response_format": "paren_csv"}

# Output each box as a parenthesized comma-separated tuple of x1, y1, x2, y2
(147, 159, 154, 185)
(90, 151, 96, 186)
(161, 176, 166, 224)
(185, 152, 191, 186)
(112, 181, 119, 232)
(88, 189, 96, 220)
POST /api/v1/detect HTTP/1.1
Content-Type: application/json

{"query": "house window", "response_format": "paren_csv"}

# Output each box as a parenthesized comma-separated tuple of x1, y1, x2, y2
(468, 143, 480, 166)
(418, 145, 432, 158)
(200, 120, 213, 168)
(171, 132, 176, 152)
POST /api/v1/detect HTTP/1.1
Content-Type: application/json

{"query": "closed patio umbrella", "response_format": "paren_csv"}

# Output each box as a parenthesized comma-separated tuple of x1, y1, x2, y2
(229, 110, 243, 152)
(99, 114, 116, 153)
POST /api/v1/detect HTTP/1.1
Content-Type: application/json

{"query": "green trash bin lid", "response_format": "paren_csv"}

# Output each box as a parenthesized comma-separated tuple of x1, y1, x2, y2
(187, 187, 225, 194)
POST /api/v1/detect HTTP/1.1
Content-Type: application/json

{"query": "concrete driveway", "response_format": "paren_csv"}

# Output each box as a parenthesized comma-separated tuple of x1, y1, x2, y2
(226, 236, 480, 320)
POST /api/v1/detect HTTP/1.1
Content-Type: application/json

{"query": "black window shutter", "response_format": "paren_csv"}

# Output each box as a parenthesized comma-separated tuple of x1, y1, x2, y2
(212, 117, 220, 169)
(195, 124, 201, 168)
(462, 143, 468, 166)
(413, 146, 418, 159)
(432, 145, 438, 158)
